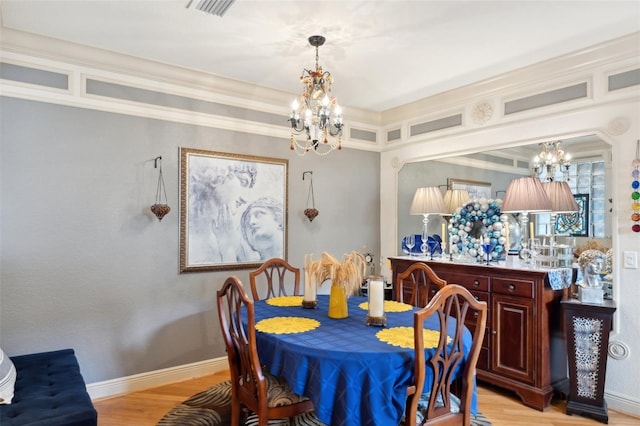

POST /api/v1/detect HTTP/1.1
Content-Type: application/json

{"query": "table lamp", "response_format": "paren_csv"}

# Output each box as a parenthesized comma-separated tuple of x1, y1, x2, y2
(542, 180, 579, 228)
(541, 180, 579, 267)
(410, 187, 447, 257)
(443, 188, 470, 215)
(501, 176, 552, 249)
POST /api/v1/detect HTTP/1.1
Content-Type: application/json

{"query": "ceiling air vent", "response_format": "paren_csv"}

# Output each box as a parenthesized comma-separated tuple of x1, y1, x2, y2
(186, 0, 236, 17)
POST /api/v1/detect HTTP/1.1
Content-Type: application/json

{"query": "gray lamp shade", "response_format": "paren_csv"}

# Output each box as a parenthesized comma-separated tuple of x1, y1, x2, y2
(410, 187, 447, 215)
(542, 181, 579, 212)
(443, 189, 470, 214)
(501, 176, 552, 213)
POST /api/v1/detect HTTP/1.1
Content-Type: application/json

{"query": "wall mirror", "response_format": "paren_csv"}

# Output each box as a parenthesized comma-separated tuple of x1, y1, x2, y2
(397, 134, 613, 257)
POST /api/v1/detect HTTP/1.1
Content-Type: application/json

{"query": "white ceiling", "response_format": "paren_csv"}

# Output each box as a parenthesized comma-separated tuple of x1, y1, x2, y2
(1, 0, 639, 113)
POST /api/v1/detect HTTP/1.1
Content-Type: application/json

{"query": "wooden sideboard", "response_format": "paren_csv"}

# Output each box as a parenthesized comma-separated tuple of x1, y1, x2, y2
(390, 256, 570, 411)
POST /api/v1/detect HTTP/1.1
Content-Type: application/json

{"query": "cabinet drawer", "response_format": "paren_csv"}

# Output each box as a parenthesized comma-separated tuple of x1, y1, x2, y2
(442, 272, 489, 292)
(465, 290, 489, 324)
(493, 278, 534, 298)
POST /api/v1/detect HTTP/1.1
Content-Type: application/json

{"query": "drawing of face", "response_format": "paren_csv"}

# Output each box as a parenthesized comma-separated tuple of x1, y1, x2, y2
(241, 197, 283, 258)
(200, 163, 257, 215)
(212, 171, 247, 214)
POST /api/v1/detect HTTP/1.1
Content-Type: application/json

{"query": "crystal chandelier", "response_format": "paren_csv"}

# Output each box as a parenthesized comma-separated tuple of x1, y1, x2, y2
(532, 140, 571, 181)
(288, 35, 344, 156)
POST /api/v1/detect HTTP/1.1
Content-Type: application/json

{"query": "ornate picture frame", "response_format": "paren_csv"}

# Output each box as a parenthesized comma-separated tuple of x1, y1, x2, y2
(448, 178, 493, 200)
(179, 147, 288, 272)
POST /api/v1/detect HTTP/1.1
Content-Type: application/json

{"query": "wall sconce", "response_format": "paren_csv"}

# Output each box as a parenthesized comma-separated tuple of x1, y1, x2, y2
(150, 156, 170, 221)
(303, 171, 319, 222)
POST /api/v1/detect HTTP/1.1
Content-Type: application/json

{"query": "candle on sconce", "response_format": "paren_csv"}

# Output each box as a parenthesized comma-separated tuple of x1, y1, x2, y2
(368, 279, 385, 317)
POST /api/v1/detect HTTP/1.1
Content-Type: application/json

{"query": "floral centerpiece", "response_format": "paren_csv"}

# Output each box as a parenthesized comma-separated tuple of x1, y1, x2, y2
(304, 251, 366, 318)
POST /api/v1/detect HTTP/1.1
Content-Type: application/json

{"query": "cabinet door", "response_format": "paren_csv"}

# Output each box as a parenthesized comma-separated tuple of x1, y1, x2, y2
(491, 293, 535, 384)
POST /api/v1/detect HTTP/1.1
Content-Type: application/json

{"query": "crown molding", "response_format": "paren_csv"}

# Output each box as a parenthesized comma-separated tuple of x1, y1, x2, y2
(0, 27, 380, 125)
(381, 32, 640, 125)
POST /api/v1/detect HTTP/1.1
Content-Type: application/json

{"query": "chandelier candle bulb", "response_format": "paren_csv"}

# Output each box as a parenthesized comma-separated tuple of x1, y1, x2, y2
(368, 280, 385, 318)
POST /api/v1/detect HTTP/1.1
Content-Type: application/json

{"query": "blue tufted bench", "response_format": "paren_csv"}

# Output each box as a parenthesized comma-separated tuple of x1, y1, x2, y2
(0, 348, 97, 426)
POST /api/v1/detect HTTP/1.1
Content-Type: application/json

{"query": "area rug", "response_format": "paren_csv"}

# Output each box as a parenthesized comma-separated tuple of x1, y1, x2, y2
(156, 380, 492, 425)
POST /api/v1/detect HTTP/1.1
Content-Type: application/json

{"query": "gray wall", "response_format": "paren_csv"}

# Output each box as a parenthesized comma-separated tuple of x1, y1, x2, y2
(0, 97, 380, 383)
(397, 160, 521, 253)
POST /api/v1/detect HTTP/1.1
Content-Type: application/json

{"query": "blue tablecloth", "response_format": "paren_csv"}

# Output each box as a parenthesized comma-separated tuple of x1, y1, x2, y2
(252, 295, 477, 426)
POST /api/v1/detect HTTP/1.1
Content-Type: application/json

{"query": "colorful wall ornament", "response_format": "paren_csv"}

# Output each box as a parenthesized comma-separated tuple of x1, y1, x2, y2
(632, 140, 640, 233)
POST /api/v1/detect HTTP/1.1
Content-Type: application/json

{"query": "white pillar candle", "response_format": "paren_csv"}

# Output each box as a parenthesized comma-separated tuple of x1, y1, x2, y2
(530, 222, 535, 242)
(441, 223, 446, 245)
(505, 225, 510, 252)
(304, 269, 316, 301)
(369, 280, 384, 317)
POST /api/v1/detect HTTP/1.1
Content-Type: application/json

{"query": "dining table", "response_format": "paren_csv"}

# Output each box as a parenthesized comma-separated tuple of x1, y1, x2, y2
(250, 294, 477, 426)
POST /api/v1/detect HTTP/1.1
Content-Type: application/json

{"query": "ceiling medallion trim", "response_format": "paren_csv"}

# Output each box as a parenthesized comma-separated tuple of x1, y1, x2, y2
(472, 101, 494, 125)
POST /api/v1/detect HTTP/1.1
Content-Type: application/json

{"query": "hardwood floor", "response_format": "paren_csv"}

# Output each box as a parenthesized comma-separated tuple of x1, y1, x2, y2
(93, 372, 640, 425)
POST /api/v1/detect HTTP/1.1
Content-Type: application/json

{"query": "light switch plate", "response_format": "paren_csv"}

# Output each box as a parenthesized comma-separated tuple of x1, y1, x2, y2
(623, 251, 638, 269)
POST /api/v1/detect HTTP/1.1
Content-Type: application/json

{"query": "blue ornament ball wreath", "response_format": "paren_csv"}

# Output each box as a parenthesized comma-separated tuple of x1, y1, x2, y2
(448, 198, 508, 263)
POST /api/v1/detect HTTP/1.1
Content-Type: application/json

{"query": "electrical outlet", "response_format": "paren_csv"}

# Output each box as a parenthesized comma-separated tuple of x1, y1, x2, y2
(623, 251, 638, 269)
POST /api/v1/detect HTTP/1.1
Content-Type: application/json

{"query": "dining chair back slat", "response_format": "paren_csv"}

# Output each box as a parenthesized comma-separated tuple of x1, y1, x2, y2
(249, 258, 301, 301)
(396, 262, 447, 307)
(406, 283, 488, 426)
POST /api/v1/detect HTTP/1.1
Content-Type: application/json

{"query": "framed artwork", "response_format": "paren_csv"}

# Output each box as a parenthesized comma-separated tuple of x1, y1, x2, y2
(448, 178, 492, 200)
(556, 193, 589, 236)
(179, 147, 288, 272)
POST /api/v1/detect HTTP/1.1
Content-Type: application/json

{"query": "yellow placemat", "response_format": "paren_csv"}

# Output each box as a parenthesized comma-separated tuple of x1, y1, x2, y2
(255, 317, 320, 334)
(265, 296, 304, 307)
(358, 300, 413, 312)
(376, 326, 451, 349)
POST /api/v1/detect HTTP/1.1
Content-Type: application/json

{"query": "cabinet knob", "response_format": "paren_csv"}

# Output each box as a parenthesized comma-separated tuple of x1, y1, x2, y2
(491, 330, 497, 335)
(473, 280, 480, 287)
(508, 284, 516, 291)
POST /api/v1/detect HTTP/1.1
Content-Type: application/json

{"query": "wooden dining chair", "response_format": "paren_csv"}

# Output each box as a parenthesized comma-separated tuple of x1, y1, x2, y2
(405, 284, 488, 426)
(249, 257, 301, 301)
(216, 276, 317, 426)
(395, 262, 447, 307)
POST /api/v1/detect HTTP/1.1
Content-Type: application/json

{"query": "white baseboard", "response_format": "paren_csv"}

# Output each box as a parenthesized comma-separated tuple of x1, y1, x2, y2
(606, 390, 640, 418)
(87, 356, 228, 400)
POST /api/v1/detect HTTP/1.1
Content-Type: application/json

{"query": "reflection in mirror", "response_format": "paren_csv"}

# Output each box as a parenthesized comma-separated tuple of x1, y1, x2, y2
(397, 135, 612, 257)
